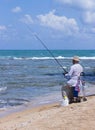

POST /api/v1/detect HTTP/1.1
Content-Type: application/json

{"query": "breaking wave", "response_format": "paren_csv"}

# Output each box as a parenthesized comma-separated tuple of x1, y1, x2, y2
(0, 56, 95, 60)
(0, 87, 7, 92)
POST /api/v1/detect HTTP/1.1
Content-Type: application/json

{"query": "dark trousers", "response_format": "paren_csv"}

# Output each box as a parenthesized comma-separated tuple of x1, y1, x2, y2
(61, 86, 79, 103)
(73, 87, 78, 97)
(61, 86, 73, 101)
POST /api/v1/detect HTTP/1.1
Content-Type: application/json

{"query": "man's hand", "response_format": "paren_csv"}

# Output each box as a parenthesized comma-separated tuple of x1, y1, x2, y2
(63, 71, 68, 76)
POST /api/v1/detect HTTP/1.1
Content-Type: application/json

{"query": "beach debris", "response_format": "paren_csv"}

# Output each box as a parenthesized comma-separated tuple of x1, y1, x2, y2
(61, 91, 69, 106)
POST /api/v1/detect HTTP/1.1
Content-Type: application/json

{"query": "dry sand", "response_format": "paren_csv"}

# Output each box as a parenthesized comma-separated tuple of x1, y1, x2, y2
(0, 96, 95, 130)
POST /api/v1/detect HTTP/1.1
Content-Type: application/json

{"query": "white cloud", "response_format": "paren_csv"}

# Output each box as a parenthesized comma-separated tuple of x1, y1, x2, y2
(0, 25, 20, 41)
(20, 14, 33, 24)
(12, 6, 22, 13)
(0, 25, 7, 31)
(37, 10, 79, 35)
(83, 11, 95, 25)
(57, 0, 95, 33)
(91, 28, 95, 33)
(57, 0, 95, 10)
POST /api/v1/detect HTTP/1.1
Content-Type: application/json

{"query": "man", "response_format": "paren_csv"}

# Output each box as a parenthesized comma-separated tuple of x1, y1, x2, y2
(62, 56, 83, 103)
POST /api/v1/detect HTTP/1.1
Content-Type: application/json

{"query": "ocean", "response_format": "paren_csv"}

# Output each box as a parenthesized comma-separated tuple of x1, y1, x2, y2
(0, 50, 95, 114)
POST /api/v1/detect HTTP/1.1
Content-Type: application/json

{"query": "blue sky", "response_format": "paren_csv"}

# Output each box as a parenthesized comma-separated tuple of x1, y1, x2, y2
(0, 0, 95, 50)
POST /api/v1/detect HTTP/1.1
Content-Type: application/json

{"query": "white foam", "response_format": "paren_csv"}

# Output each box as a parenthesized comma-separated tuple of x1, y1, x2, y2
(0, 56, 95, 60)
(0, 87, 7, 92)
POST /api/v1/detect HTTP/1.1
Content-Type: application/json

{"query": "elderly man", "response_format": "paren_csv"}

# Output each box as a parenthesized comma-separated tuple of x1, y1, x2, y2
(62, 56, 84, 103)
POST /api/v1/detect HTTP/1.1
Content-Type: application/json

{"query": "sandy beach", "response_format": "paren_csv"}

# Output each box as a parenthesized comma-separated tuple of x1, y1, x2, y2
(0, 96, 95, 130)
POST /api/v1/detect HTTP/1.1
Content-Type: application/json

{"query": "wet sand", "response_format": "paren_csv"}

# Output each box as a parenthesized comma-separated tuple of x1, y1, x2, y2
(0, 96, 95, 130)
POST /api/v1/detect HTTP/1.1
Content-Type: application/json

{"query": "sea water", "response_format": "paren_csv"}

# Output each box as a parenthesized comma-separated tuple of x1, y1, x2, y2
(0, 50, 95, 112)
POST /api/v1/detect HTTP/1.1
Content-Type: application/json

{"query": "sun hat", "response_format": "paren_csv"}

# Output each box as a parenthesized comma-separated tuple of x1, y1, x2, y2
(73, 56, 80, 61)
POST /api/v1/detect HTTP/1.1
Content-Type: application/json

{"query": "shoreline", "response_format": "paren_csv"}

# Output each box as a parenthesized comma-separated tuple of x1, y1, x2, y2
(0, 92, 61, 118)
(0, 96, 95, 130)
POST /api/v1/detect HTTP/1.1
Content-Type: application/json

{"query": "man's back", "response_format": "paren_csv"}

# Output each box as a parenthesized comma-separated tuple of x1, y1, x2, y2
(70, 63, 83, 80)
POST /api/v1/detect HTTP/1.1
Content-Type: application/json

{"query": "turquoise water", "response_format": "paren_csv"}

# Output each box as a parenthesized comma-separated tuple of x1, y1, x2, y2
(0, 50, 95, 109)
(0, 50, 95, 57)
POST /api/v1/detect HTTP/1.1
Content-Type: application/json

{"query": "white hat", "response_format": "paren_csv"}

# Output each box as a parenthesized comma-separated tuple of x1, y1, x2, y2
(73, 56, 80, 61)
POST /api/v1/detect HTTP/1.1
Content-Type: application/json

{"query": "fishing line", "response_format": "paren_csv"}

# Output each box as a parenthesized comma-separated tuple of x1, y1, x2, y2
(26, 25, 67, 74)
(26, 25, 95, 102)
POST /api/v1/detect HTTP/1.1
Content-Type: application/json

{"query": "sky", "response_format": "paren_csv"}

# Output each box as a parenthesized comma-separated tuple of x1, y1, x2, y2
(0, 0, 95, 50)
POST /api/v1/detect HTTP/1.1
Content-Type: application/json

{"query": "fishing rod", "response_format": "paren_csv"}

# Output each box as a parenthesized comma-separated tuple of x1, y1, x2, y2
(26, 25, 67, 74)
(35, 34, 67, 73)
(26, 25, 89, 103)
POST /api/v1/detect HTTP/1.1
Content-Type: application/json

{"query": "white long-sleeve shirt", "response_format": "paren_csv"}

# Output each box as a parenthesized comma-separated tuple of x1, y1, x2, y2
(66, 63, 83, 87)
